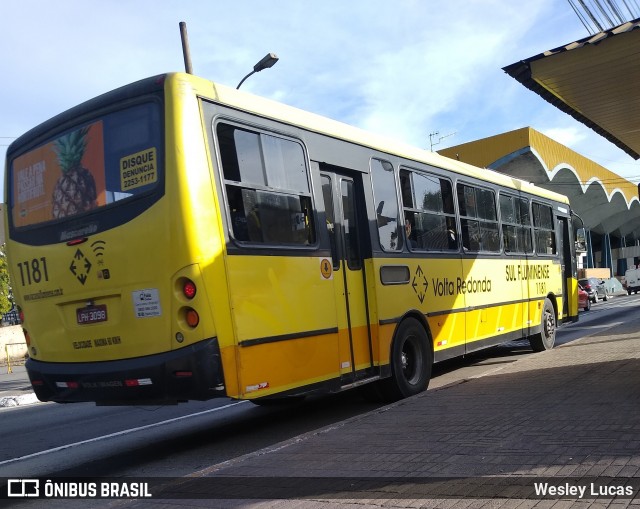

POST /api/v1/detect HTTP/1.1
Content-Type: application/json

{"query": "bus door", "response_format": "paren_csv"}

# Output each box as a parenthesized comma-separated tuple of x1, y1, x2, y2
(557, 215, 573, 320)
(320, 168, 374, 385)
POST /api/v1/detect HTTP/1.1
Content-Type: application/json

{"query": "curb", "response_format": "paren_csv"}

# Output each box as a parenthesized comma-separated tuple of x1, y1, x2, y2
(0, 392, 39, 408)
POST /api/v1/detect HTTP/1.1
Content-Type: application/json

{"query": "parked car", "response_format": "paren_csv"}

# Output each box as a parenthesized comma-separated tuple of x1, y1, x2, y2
(578, 284, 591, 311)
(578, 277, 609, 303)
(1, 307, 21, 326)
(624, 268, 640, 294)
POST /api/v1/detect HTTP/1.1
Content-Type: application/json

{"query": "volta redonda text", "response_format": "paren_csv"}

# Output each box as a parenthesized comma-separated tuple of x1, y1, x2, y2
(432, 277, 492, 297)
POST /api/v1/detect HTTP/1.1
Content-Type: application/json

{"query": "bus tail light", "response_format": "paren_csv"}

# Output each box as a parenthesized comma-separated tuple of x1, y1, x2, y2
(56, 381, 79, 389)
(185, 308, 200, 328)
(183, 279, 197, 299)
(125, 378, 153, 387)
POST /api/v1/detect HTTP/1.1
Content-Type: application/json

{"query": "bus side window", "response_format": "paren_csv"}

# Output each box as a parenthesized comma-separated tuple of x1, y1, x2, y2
(518, 198, 533, 253)
(400, 170, 414, 208)
(400, 168, 458, 252)
(371, 159, 402, 252)
(217, 123, 315, 246)
(533, 202, 557, 255)
(499, 194, 533, 254)
(227, 186, 250, 241)
(321, 175, 340, 270)
(457, 183, 499, 253)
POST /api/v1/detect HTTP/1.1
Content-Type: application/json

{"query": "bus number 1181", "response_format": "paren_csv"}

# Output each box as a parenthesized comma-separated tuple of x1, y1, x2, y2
(17, 258, 49, 286)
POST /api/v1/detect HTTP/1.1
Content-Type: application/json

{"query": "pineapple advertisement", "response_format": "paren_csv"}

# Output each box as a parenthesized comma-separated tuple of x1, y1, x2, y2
(12, 122, 107, 227)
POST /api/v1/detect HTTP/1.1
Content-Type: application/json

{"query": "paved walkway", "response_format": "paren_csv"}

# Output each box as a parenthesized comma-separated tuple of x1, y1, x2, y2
(2, 316, 640, 507)
(130, 315, 640, 508)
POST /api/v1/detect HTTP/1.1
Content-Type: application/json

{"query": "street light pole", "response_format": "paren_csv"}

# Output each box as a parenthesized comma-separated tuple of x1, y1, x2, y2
(179, 22, 193, 74)
(236, 53, 279, 89)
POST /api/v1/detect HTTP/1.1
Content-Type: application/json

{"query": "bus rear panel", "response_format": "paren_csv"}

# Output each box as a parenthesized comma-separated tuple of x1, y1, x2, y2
(6, 75, 226, 404)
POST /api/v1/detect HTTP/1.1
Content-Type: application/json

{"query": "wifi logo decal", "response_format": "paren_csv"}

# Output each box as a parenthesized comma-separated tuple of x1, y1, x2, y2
(90, 240, 111, 280)
(91, 240, 106, 265)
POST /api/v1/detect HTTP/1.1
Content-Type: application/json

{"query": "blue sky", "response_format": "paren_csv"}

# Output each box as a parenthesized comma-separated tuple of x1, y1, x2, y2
(2, 0, 640, 198)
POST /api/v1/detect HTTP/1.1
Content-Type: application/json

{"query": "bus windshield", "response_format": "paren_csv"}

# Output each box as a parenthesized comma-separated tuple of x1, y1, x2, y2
(10, 101, 162, 229)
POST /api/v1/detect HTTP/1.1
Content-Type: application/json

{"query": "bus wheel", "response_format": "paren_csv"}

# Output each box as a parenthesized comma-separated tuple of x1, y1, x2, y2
(530, 298, 556, 352)
(379, 318, 432, 401)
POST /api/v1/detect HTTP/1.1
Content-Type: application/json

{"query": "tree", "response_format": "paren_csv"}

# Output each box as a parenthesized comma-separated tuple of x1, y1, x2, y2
(0, 245, 15, 315)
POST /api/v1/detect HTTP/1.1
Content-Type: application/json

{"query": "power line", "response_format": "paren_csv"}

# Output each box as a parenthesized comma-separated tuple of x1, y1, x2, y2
(568, 0, 640, 34)
(1, 137, 17, 147)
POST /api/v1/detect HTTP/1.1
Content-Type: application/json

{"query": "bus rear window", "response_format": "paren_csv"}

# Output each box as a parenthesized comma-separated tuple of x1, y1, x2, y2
(10, 102, 162, 228)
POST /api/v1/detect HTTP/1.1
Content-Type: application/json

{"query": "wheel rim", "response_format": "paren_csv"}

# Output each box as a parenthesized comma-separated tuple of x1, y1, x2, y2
(543, 307, 556, 343)
(401, 336, 423, 385)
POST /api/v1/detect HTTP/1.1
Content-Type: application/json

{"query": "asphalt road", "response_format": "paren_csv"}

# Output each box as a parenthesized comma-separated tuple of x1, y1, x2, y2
(0, 293, 635, 482)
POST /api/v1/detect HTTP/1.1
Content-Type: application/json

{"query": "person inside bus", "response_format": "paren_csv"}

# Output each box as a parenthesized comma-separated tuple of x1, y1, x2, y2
(405, 217, 417, 249)
(446, 217, 458, 250)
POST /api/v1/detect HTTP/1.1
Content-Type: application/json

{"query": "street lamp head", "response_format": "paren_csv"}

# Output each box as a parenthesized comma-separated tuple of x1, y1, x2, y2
(254, 53, 279, 72)
(236, 52, 279, 89)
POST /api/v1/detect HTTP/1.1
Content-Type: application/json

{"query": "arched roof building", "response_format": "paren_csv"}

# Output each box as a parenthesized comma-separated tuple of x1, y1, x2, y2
(439, 127, 640, 240)
(439, 127, 640, 276)
(441, 19, 640, 278)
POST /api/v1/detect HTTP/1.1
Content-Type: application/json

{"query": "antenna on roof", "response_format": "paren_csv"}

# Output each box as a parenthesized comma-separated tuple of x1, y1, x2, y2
(429, 131, 456, 151)
(179, 22, 193, 74)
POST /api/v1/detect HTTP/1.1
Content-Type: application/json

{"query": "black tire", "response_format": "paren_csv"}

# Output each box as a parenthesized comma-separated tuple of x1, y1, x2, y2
(377, 318, 432, 402)
(592, 293, 598, 303)
(530, 298, 556, 352)
(584, 298, 591, 312)
(628, 290, 632, 295)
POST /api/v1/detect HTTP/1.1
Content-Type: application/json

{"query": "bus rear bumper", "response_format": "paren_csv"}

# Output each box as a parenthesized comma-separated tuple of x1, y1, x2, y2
(25, 338, 225, 405)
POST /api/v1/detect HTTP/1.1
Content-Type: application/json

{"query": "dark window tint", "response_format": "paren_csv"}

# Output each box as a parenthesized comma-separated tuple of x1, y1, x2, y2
(401, 169, 458, 251)
(217, 123, 314, 246)
(371, 159, 402, 252)
(499, 194, 533, 254)
(321, 175, 340, 270)
(532, 202, 556, 255)
(457, 183, 499, 252)
(341, 179, 361, 270)
(10, 102, 162, 228)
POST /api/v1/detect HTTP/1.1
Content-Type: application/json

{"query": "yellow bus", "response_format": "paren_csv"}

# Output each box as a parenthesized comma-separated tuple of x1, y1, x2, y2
(4, 72, 578, 405)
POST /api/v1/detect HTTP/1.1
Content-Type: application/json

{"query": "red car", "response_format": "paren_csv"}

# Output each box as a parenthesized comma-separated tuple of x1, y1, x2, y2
(578, 284, 591, 311)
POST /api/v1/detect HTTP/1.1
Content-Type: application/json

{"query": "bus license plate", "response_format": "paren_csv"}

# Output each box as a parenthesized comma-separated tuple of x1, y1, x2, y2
(76, 305, 108, 325)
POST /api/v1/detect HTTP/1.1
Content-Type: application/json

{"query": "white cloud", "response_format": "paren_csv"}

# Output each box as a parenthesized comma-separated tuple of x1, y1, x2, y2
(540, 126, 590, 147)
